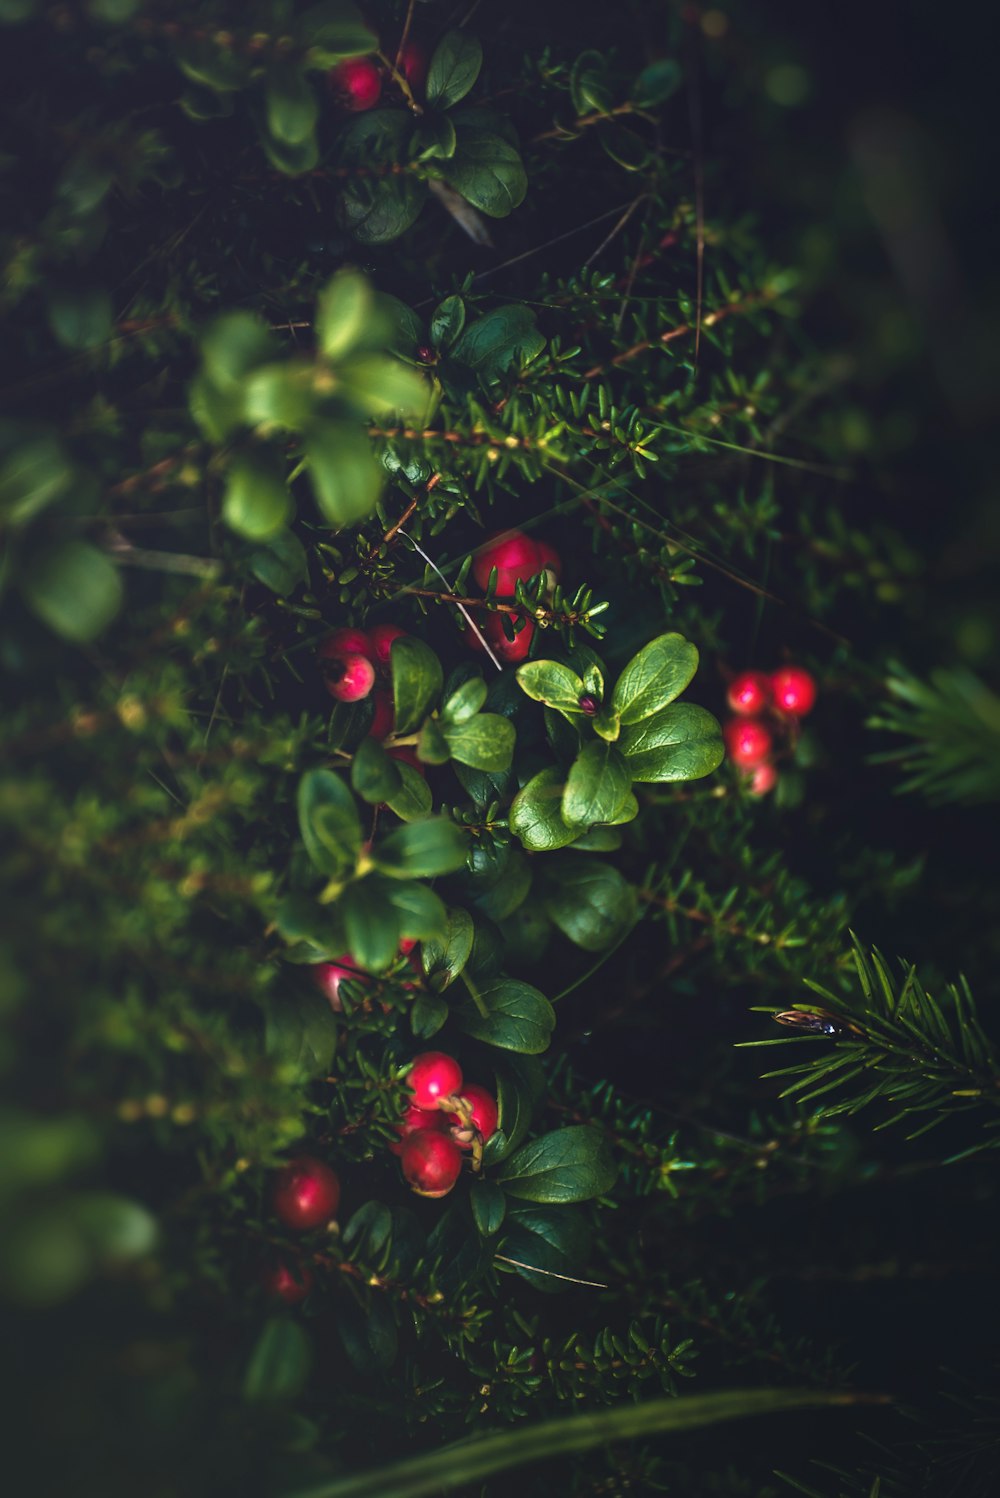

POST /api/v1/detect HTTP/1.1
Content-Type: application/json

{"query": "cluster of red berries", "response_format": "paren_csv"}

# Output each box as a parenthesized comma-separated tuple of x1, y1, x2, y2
(393, 1051, 498, 1198)
(722, 665, 817, 796)
(261, 1153, 342, 1303)
(327, 39, 427, 113)
(464, 529, 562, 665)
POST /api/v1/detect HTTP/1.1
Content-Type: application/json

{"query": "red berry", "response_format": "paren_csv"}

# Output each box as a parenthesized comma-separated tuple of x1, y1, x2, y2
(747, 760, 777, 796)
(398, 39, 428, 94)
(398, 937, 418, 956)
(319, 627, 375, 665)
(366, 687, 395, 739)
(388, 744, 423, 774)
(472, 530, 543, 595)
(724, 718, 773, 767)
(408, 1051, 463, 1110)
(771, 666, 817, 717)
(326, 652, 375, 703)
(400, 1128, 463, 1197)
(533, 540, 562, 585)
(313, 956, 365, 1012)
(368, 622, 408, 668)
(447, 1084, 499, 1148)
(271, 1156, 341, 1232)
(726, 671, 771, 717)
(328, 56, 382, 111)
(464, 612, 535, 664)
(389, 1101, 446, 1156)
(261, 1259, 314, 1305)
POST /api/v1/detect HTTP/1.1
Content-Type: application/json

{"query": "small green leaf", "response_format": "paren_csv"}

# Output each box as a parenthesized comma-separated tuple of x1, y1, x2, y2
(426, 30, 483, 110)
(20, 540, 122, 643)
(383, 761, 433, 821)
(470, 1181, 506, 1237)
(570, 50, 613, 115)
(339, 355, 427, 418)
(316, 268, 374, 361)
(307, 424, 382, 527)
(0, 438, 72, 528)
(430, 294, 466, 352)
(561, 741, 631, 828)
(467, 847, 532, 921)
(381, 878, 447, 941)
(266, 63, 319, 145)
(411, 113, 457, 161)
(244, 362, 317, 430)
(443, 713, 515, 771)
(509, 767, 580, 853)
(201, 311, 276, 392)
(340, 881, 402, 970)
(498, 1205, 590, 1291)
(247, 528, 309, 595)
(443, 127, 527, 218)
(612, 632, 700, 724)
(456, 978, 555, 1054)
(297, 768, 362, 878)
(619, 702, 724, 782)
(441, 675, 487, 725)
(486, 1054, 546, 1163)
(351, 737, 402, 804)
(265, 986, 339, 1079)
(496, 1125, 616, 1203)
(342, 1201, 392, 1262)
(46, 285, 112, 350)
(243, 1318, 312, 1403)
(421, 906, 475, 990)
(543, 856, 636, 951)
(515, 660, 585, 711)
(391, 636, 444, 735)
(222, 455, 292, 540)
(296, 0, 374, 67)
(599, 122, 650, 171)
(417, 718, 450, 765)
(451, 305, 545, 383)
(632, 58, 683, 105)
(411, 991, 448, 1039)
(376, 817, 468, 879)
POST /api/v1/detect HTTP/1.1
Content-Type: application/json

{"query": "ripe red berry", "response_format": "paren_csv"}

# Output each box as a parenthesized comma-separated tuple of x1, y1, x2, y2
(746, 760, 777, 796)
(408, 1050, 463, 1110)
(366, 687, 395, 739)
(368, 622, 408, 668)
(400, 1128, 463, 1197)
(398, 39, 428, 94)
(771, 666, 817, 717)
(271, 1156, 341, 1232)
(724, 718, 773, 767)
(726, 671, 771, 717)
(326, 652, 376, 703)
(465, 612, 535, 664)
(261, 1259, 314, 1304)
(472, 530, 544, 595)
(447, 1083, 499, 1148)
(313, 956, 364, 1012)
(328, 56, 382, 111)
(389, 1101, 446, 1157)
(388, 744, 424, 775)
(319, 627, 375, 665)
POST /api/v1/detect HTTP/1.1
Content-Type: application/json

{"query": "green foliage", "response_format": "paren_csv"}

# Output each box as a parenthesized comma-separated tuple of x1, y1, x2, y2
(868, 664, 1000, 805)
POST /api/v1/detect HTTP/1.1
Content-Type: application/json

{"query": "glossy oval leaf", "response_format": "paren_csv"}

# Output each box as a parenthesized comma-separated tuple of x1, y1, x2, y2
(495, 1125, 615, 1203)
(456, 978, 555, 1054)
(611, 632, 699, 725)
(243, 1317, 312, 1403)
(543, 855, 636, 951)
(443, 713, 515, 771)
(561, 741, 631, 828)
(509, 767, 580, 853)
(426, 30, 483, 110)
(391, 635, 444, 735)
(619, 702, 724, 782)
(297, 768, 362, 877)
(421, 905, 475, 990)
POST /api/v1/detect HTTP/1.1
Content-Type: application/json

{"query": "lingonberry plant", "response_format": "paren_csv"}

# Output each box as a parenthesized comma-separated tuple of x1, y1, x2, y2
(3, 3, 999, 1497)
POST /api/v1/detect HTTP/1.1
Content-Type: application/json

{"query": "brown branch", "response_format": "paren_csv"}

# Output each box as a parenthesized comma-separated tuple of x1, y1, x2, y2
(582, 288, 776, 380)
(533, 101, 640, 143)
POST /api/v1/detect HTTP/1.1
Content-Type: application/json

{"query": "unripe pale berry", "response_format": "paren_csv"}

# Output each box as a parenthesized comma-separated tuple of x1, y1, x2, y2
(389, 1101, 446, 1156)
(328, 56, 382, 111)
(366, 687, 395, 739)
(747, 760, 777, 796)
(726, 671, 771, 717)
(472, 530, 544, 595)
(368, 622, 407, 667)
(408, 1051, 463, 1109)
(261, 1259, 314, 1304)
(724, 718, 773, 767)
(771, 666, 817, 716)
(271, 1156, 341, 1232)
(447, 1083, 499, 1148)
(400, 1127, 463, 1197)
(326, 652, 375, 703)
(465, 612, 535, 664)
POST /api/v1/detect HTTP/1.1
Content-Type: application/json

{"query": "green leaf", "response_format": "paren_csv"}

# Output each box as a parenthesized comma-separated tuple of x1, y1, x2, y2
(316, 269, 374, 361)
(260, 128, 320, 177)
(335, 111, 427, 244)
(452, 305, 545, 383)
(421, 906, 475, 991)
(201, 311, 276, 392)
(247, 528, 309, 595)
(46, 285, 112, 350)
(443, 713, 515, 771)
(285, 1389, 880, 1498)
(411, 113, 457, 161)
(417, 717, 451, 765)
(0, 438, 72, 528)
(351, 737, 402, 804)
(337, 1294, 398, 1374)
(243, 1318, 312, 1403)
(339, 354, 427, 418)
(430, 294, 466, 352)
(543, 856, 636, 951)
(410, 991, 448, 1039)
(515, 660, 585, 711)
(189, 372, 244, 442)
(176, 38, 252, 92)
(342, 1201, 392, 1263)
(426, 30, 483, 109)
(497, 1205, 590, 1292)
(619, 702, 724, 782)
(467, 847, 532, 921)
(440, 675, 487, 725)
(381, 878, 447, 941)
(265, 987, 339, 1080)
(443, 127, 527, 218)
(632, 58, 683, 105)
(485, 1054, 546, 1163)
(456, 978, 555, 1054)
(340, 881, 401, 971)
(599, 123, 650, 171)
(222, 455, 292, 540)
(243, 362, 316, 430)
(266, 63, 319, 145)
(20, 540, 122, 643)
(509, 767, 580, 853)
(612, 632, 700, 725)
(297, 768, 362, 878)
(274, 894, 346, 958)
(496, 1125, 615, 1203)
(297, 0, 374, 67)
(383, 761, 433, 821)
(470, 1181, 506, 1238)
(561, 742, 631, 828)
(570, 50, 613, 115)
(391, 635, 444, 735)
(375, 818, 468, 879)
(307, 424, 382, 527)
